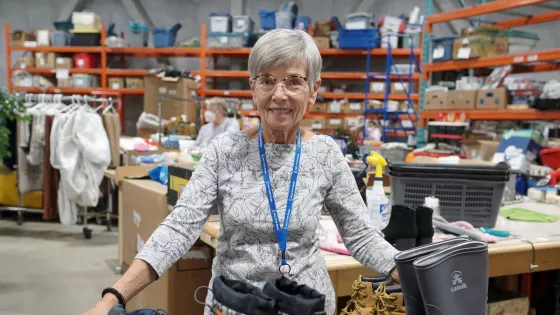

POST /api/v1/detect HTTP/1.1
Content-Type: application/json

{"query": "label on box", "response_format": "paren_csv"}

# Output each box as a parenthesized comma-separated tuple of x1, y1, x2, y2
(371, 83, 384, 92)
(333, 88, 344, 93)
(350, 103, 361, 110)
(76, 78, 84, 86)
(318, 86, 327, 93)
(55, 69, 69, 79)
(20, 63, 26, 69)
(133, 210, 141, 228)
(39, 59, 46, 66)
(237, 19, 245, 27)
(330, 102, 341, 113)
(112, 83, 120, 89)
(77, 59, 84, 66)
(432, 46, 445, 59)
(168, 89, 177, 95)
(457, 47, 471, 59)
(158, 87, 167, 94)
(241, 103, 254, 110)
(136, 234, 145, 253)
(311, 123, 322, 129)
(514, 56, 524, 63)
(527, 54, 538, 62)
(23, 41, 37, 47)
(220, 36, 228, 44)
(394, 83, 406, 91)
(56, 57, 64, 65)
(329, 119, 342, 125)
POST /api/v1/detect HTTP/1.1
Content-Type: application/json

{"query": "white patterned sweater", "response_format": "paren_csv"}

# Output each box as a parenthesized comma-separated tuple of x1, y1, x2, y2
(136, 132, 399, 314)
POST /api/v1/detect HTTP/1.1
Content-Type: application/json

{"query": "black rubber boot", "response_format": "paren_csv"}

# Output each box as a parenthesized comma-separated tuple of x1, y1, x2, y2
(413, 241, 489, 315)
(263, 276, 326, 315)
(212, 275, 276, 315)
(415, 206, 434, 247)
(382, 205, 417, 250)
(394, 237, 470, 315)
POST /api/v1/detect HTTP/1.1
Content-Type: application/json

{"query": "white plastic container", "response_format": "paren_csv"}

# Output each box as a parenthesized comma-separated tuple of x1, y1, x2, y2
(72, 12, 102, 32)
(345, 12, 372, 30)
(508, 36, 538, 53)
(275, 11, 294, 29)
(210, 13, 231, 33)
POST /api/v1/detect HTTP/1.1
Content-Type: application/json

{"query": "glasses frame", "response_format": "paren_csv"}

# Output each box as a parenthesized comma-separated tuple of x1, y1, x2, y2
(252, 75, 309, 93)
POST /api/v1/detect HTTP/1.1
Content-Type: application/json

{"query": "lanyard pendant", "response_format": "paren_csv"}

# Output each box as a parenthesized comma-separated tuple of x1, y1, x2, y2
(279, 253, 291, 274)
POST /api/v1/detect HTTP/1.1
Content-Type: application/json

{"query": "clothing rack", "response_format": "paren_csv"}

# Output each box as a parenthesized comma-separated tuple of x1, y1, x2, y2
(1, 92, 118, 239)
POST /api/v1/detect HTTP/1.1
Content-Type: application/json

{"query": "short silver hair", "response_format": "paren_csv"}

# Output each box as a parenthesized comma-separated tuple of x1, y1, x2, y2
(248, 29, 322, 90)
(205, 97, 228, 114)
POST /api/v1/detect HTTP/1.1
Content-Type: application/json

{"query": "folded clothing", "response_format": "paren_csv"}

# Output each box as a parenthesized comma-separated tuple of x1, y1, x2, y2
(500, 207, 559, 223)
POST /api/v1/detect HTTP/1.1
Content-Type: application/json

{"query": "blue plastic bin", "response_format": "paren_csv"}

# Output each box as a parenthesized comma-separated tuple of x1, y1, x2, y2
(431, 36, 459, 62)
(259, 10, 277, 30)
(338, 28, 377, 49)
(153, 23, 182, 48)
(295, 16, 312, 30)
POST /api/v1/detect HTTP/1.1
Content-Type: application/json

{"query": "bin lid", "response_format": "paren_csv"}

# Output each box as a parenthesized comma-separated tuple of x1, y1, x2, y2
(388, 161, 511, 176)
(210, 13, 231, 17)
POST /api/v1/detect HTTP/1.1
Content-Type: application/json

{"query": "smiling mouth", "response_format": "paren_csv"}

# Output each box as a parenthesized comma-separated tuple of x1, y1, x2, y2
(268, 108, 293, 115)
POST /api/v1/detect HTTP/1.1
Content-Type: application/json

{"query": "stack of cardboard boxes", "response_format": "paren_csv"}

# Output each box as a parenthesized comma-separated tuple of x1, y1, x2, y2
(424, 87, 510, 111)
(453, 25, 509, 60)
(302, 100, 366, 130)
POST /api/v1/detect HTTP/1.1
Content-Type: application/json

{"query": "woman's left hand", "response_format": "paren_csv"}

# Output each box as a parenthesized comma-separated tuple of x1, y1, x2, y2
(390, 267, 400, 284)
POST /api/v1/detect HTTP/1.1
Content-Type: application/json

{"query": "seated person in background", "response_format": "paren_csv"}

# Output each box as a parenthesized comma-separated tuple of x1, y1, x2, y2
(195, 97, 240, 147)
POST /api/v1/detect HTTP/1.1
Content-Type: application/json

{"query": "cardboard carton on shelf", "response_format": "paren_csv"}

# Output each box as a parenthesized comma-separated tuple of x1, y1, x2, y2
(309, 102, 327, 113)
(109, 77, 125, 90)
(370, 82, 386, 93)
(342, 102, 363, 114)
(17, 56, 34, 69)
(301, 118, 327, 130)
(391, 82, 414, 94)
(365, 100, 383, 110)
(424, 91, 447, 110)
(476, 88, 510, 110)
(345, 116, 364, 129)
(55, 57, 73, 69)
(11, 30, 35, 46)
(446, 90, 477, 110)
(315, 21, 331, 37)
(326, 118, 345, 129)
(453, 35, 508, 59)
(122, 179, 212, 314)
(36, 29, 51, 46)
(126, 77, 144, 89)
(57, 78, 73, 88)
(327, 100, 343, 113)
(313, 37, 330, 49)
(35, 52, 56, 69)
(143, 74, 199, 122)
(331, 84, 347, 94)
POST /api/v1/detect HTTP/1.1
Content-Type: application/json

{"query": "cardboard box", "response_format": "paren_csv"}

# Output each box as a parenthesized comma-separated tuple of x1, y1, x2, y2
(301, 118, 327, 130)
(365, 100, 383, 110)
(326, 118, 345, 129)
(109, 77, 125, 90)
(309, 102, 327, 113)
(55, 57, 73, 69)
(239, 101, 256, 111)
(315, 21, 331, 37)
(35, 52, 56, 68)
(369, 82, 386, 93)
(447, 90, 477, 110)
(144, 75, 199, 122)
(345, 117, 364, 128)
(126, 77, 144, 89)
(486, 287, 529, 315)
(16, 56, 34, 69)
(122, 179, 212, 314)
(36, 29, 51, 46)
(313, 37, 330, 49)
(491, 129, 545, 173)
(57, 78, 73, 88)
(476, 88, 509, 110)
(11, 30, 35, 46)
(453, 35, 508, 59)
(342, 102, 363, 114)
(327, 101, 343, 113)
(424, 91, 448, 110)
(391, 82, 410, 94)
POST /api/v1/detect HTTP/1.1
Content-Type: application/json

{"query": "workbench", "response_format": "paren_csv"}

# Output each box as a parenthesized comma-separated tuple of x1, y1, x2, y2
(199, 202, 560, 299)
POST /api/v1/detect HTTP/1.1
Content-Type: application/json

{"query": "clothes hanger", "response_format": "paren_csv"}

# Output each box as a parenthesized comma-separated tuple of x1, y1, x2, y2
(102, 97, 116, 114)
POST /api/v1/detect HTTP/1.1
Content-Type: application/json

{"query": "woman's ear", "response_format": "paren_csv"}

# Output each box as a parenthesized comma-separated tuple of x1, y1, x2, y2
(308, 79, 322, 105)
(249, 78, 255, 93)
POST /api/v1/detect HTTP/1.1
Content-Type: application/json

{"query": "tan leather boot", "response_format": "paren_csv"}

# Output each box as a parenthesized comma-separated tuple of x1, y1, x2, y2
(372, 283, 406, 315)
(339, 276, 391, 315)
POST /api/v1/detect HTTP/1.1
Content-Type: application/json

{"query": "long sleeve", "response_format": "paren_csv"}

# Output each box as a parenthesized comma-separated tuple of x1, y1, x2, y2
(135, 139, 219, 277)
(323, 138, 399, 275)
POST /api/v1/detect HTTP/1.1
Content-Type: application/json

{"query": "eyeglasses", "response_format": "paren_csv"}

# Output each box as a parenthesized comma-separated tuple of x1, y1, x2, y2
(253, 75, 308, 93)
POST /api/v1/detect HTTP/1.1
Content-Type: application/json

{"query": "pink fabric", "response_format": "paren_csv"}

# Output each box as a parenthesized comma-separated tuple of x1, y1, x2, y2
(449, 221, 499, 243)
(318, 222, 350, 255)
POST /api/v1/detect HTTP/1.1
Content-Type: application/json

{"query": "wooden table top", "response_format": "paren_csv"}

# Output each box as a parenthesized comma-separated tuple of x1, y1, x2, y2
(201, 201, 560, 276)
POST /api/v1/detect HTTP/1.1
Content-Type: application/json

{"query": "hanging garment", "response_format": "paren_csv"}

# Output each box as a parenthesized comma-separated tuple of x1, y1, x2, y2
(26, 107, 46, 166)
(103, 112, 121, 168)
(2, 117, 18, 170)
(17, 147, 44, 195)
(18, 119, 32, 154)
(42, 115, 59, 221)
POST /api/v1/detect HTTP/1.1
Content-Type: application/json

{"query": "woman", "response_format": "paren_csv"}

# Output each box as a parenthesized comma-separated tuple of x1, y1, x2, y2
(195, 97, 240, 147)
(83, 29, 399, 315)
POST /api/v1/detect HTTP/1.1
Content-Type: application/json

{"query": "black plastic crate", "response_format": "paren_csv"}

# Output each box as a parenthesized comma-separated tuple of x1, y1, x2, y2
(71, 32, 101, 46)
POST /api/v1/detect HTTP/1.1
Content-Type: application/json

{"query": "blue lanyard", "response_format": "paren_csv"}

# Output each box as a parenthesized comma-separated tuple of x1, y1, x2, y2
(258, 124, 302, 273)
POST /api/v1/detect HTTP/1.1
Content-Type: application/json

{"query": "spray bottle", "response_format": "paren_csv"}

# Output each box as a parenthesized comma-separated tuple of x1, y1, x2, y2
(365, 151, 390, 229)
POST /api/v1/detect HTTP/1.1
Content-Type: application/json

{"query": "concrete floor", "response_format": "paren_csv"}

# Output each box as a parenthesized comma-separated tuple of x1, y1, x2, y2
(0, 217, 120, 315)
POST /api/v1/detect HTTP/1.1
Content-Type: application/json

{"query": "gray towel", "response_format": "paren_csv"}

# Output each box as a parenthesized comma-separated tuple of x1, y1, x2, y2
(432, 215, 483, 242)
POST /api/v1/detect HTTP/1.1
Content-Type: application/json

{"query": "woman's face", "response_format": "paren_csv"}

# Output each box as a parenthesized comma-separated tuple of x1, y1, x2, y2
(250, 61, 319, 132)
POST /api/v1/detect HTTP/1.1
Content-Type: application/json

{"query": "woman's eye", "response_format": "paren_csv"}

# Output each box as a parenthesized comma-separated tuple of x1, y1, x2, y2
(261, 79, 274, 85)
(288, 78, 302, 86)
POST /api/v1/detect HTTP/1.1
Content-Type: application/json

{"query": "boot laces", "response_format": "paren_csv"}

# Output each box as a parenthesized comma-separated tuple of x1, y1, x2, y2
(339, 280, 369, 314)
(372, 283, 397, 315)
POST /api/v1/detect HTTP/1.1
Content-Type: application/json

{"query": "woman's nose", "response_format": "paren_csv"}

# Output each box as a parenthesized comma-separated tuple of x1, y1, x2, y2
(272, 83, 288, 102)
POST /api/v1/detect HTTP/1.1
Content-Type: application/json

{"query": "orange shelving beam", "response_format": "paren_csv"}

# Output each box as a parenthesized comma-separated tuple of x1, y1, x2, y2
(426, 0, 550, 32)
(11, 86, 144, 95)
(4, 23, 13, 92)
(10, 46, 103, 53)
(421, 109, 560, 128)
(12, 68, 104, 75)
(496, 9, 560, 28)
